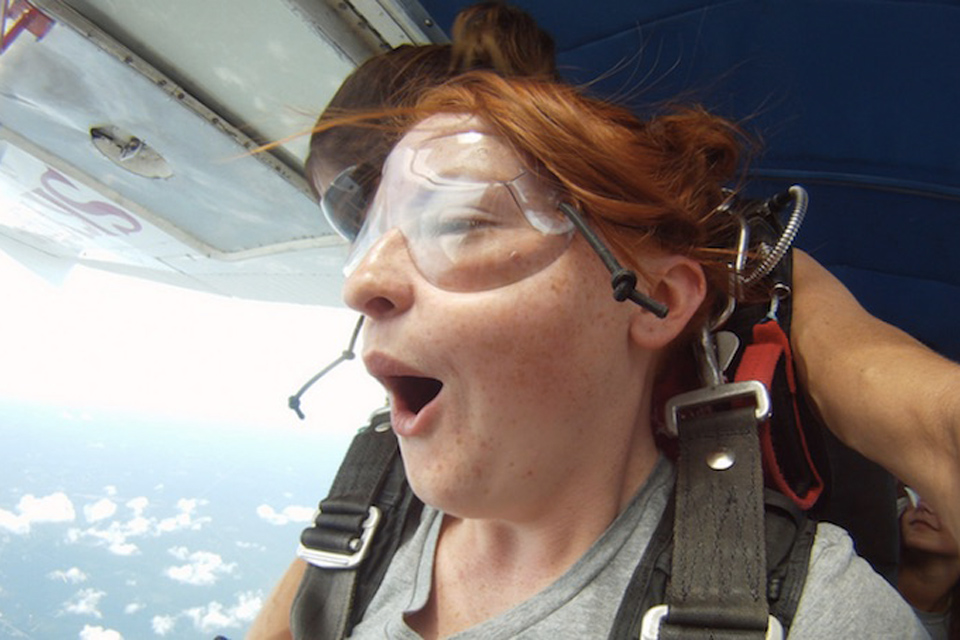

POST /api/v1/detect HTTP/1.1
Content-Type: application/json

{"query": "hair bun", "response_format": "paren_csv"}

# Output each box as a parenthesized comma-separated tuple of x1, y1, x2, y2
(450, 2, 557, 78)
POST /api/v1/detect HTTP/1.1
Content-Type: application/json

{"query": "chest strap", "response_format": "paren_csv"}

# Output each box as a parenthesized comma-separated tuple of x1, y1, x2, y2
(296, 402, 814, 639)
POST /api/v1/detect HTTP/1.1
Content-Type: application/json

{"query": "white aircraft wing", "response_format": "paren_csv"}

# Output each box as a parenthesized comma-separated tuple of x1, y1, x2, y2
(0, 0, 445, 306)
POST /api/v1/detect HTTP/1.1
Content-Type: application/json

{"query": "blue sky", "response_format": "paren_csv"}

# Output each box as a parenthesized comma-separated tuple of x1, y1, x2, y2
(0, 250, 388, 638)
(0, 399, 356, 638)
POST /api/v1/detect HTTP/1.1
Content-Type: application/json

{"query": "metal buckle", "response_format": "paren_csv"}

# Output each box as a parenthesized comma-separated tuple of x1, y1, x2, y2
(664, 380, 772, 437)
(297, 505, 382, 570)
(664, 324, 772, 437)
(640, 605, 785, 640)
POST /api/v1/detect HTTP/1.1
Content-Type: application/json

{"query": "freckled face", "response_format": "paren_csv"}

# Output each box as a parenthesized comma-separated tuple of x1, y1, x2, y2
(342, 115, 657, 520)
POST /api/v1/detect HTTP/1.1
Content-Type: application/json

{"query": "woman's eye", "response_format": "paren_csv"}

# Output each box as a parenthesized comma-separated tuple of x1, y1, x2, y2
(435, 217, 493, 234)
(428, 209, 500, 236)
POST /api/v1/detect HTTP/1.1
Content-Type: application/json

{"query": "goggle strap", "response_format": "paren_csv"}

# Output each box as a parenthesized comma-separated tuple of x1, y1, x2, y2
(288, 315, 365, 419)
(558, 203, 669, 318)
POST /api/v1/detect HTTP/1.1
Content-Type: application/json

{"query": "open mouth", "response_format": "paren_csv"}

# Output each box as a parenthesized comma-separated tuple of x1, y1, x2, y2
(389, 376, 443, 414)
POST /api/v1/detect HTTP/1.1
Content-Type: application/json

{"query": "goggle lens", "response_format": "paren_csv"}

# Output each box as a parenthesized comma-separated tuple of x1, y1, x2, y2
(323, 129, 575, 292)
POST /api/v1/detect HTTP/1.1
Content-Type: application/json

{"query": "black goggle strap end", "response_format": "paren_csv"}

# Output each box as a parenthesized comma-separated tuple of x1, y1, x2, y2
(558, 202, 669, 319)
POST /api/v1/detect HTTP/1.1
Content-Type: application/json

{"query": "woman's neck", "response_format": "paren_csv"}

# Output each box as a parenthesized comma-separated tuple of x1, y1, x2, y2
(407, 421, 660, 639)
(442, 428, 660, 583)
(898, 550, 960, 613)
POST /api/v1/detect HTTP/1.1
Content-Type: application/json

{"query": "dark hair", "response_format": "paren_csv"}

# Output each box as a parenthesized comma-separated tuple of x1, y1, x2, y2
(305, 44, 452, 199)
(449, 1, 556, 79)
(305, 2, 557, 198)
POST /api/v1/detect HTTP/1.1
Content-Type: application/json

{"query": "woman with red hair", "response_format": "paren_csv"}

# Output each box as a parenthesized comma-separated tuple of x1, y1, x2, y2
(252, 64, 927, 637)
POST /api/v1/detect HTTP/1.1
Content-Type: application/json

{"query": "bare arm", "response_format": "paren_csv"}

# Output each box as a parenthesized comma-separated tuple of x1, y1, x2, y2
(791, 249, 960, 538)
(246, 558, 307, 640)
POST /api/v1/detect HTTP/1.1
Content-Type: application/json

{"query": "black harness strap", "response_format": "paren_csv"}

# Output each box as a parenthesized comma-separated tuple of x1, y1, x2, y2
(763, 491, 817, 625)
(608, 489, 815, 639)
(609, 490, 677, 638)
(292, 409, 420, 639)
(663, 406, 770, 639)
(296, 410, 814, 640)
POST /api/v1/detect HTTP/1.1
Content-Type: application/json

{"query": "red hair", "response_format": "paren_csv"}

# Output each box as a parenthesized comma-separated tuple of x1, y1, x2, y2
(402, 71, 749, 320)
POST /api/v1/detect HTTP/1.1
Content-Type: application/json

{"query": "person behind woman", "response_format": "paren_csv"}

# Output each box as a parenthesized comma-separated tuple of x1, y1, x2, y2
(791, 253, 960, 542)
(898, 487, 960, 639)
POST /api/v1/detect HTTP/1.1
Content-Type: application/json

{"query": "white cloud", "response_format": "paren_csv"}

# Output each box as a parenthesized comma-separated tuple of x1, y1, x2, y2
(49, 567, 88, 584)
(255, 504, 314, 526)
(0, 492, 76, 534)
(67, 495, 211, 556)
(67, 521, 142, 556)
(184, 591, 262, 634)
(168, 546, 190, 561)
(60, 410, 94, 423)
(79, 625, 123, 640)
(152, 615, 177, 636)
(0, 509, 29, 535)
(230, 591, 264, 620)
(152, 591, 262, 636)
(20, 492, 77, 522)
(124, 602, 145, 615)
(108, 542, 139, 556)
(84, 498, 118, 523)
(164, 548, 237, 586)
(236, 540, 267, 551)
(156, 498, 210, 534)
(127, 496, 149, 516)
(63, 588, 105, 618)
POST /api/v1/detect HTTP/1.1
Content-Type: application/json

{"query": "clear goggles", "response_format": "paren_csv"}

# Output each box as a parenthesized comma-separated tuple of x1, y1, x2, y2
(321, 128, 576, 292)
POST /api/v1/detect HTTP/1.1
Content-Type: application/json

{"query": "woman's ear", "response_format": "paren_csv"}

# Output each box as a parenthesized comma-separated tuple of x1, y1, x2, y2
(629, 255, 707, 350)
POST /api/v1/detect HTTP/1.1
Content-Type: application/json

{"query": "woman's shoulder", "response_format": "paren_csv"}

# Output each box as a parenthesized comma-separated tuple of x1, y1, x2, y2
(787, 522, 929, 638)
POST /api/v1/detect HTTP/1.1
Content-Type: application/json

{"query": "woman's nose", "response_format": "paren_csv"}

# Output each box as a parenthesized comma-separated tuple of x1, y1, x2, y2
(916, 497, 936, 516)
(342, 229, 416, 319)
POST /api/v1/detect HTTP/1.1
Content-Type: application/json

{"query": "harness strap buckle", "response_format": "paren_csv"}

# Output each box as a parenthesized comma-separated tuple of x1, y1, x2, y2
(297, 505, 382, 570)
(640, 605, 785, 640)
(664, 380, 771, 438)
(662, 324, 771, 438)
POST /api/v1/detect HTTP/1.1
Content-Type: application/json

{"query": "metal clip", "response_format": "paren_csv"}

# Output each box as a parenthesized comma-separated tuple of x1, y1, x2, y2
(664, 380, 772, 437)
(640, 605, 785, 640)
(297, 506, 381, 570)
(664, 326, 772, 437)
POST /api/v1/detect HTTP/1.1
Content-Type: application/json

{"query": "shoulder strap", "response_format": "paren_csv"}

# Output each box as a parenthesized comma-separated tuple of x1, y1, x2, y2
(763, 491, 817, 626)
(630, 188, 817, 639)
(608, 489, 676, 638)
(291, 408, 421, 640)
(662, 404, 771, 639)
(608, 489, 816, 639)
